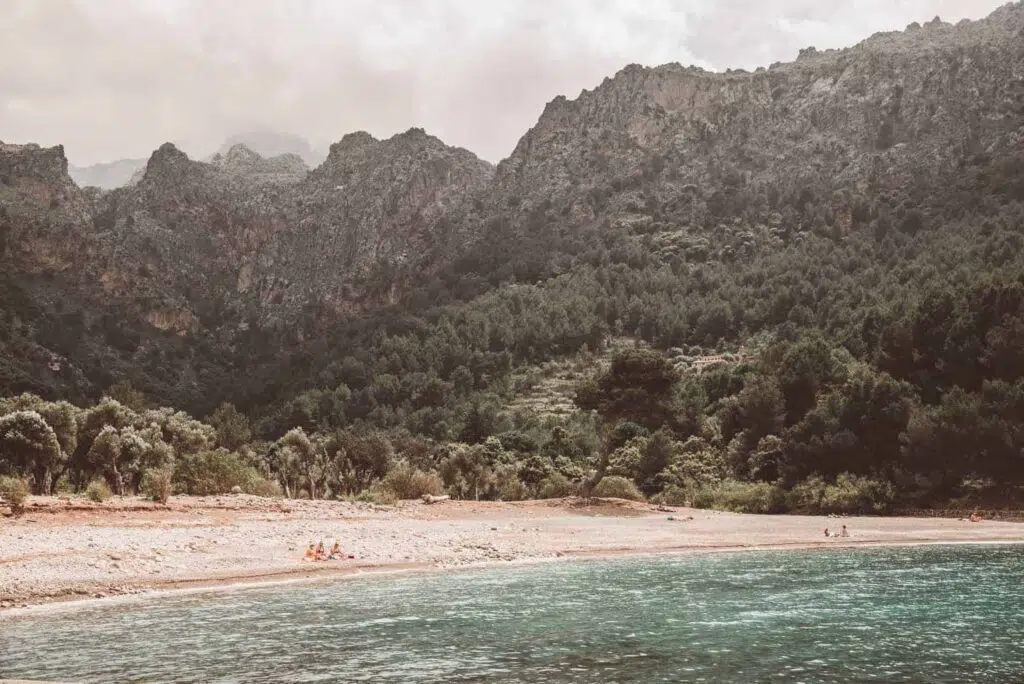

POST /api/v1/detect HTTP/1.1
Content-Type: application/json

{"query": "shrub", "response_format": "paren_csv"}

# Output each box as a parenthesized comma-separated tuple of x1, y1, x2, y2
(692, 480, 786, 514)
(787, 476, 827, 512)
(381, 461, 444, 500)
(355, 486, 398, 506)
(173, 450, 264, 496)
(491, 464, 528, 501)
(86, 479, 112, 503)
(54, 475, 73, 497)
(140, 468, 173, 504)
(650, 484, 692, 507)
(499, 477, 529, 502)
(247, 478, 284, 498)
(821, 474, 895, 515)
(785, 474, 895, 515)
(537, 473, 575, 499)
(592, 476, 644, 501)
(0, 476, 30, 516)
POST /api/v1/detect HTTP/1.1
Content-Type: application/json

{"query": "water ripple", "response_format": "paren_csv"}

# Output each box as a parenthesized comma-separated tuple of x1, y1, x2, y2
(2, 545, 1023, 683)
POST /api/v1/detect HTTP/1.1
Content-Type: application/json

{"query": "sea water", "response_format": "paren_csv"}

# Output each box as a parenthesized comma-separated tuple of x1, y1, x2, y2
(2, 544, 1023, 683)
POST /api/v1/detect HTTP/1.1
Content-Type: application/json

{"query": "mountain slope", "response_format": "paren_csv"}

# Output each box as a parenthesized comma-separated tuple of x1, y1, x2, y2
(1, 131, 494, 410)
(1, 2, 1023, 420)
(457, 5, 1023, 282)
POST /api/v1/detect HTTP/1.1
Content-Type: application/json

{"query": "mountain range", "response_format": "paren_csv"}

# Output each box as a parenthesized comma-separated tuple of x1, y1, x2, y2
(2, 2, 1023, 426)
(67, 130, 328, 190)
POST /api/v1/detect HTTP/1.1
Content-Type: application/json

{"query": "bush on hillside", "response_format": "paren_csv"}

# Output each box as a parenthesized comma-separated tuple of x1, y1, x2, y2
(592, 475, 644, 501)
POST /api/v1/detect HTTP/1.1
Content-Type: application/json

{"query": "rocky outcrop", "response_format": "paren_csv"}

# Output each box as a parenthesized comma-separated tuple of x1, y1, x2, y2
(481, 3, 1024, 237)
(0, 142, 93, 273)
(83, 130, 493, 338)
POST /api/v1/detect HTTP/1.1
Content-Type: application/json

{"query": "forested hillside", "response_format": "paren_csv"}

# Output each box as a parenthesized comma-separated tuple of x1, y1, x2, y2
(2, 4, 1023, 512)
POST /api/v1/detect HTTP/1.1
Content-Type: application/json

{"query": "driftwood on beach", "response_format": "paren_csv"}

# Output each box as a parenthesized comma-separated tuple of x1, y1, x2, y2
(421, 494, 451, 504)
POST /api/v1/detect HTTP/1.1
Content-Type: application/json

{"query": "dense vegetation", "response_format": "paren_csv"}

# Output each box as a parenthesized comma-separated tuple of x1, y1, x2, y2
(2, 193, 1023, 512)
(3, 68, 1024, 511)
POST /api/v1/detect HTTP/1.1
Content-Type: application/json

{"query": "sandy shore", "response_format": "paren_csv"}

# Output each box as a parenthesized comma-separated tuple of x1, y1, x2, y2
(2, 494, 1023, 611)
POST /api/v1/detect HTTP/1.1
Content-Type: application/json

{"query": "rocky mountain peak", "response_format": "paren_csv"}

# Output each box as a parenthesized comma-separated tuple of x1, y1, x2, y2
(139, 143, 197, 187)
(216, 143, 262, 166)
(327, 131, 378, 159)
(313, 128, 493, 188)
(209, 144, 308, 182)
(0, 142, 72, 189)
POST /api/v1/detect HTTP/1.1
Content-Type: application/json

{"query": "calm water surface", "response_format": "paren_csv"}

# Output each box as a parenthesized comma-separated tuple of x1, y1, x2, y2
(2, 544, 1023, 683)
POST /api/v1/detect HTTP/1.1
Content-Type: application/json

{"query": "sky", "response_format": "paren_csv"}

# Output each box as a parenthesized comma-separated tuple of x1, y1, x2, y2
(0, 0, 1008, 166)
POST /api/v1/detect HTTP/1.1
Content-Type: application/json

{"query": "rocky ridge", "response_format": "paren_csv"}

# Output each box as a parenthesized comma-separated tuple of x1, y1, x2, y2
(480, 4, 1024, 240)
(1, 2, 1022, 409)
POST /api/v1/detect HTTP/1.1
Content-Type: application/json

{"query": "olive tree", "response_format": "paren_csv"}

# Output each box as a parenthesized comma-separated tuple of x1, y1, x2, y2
(0, 410, 62, 494)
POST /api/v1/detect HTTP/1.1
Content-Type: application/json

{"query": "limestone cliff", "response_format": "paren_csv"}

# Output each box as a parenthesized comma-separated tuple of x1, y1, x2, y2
(88, 130, 493, 337)
(481, 4, 1024, 240)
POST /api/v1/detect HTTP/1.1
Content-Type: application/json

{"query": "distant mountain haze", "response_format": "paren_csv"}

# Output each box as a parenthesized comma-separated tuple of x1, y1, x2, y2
(68, 158, 148, 190)
(66, 131, 326, 189)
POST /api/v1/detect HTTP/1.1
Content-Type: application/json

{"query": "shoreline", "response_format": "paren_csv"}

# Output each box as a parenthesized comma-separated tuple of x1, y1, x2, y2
(3, 495, 1024, 616)
(5, 537, 1024, 619)
(7, 537, 1024, 619)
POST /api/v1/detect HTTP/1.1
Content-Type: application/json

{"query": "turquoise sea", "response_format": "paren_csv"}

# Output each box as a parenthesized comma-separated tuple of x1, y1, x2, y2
(2, 544, 1023, 683)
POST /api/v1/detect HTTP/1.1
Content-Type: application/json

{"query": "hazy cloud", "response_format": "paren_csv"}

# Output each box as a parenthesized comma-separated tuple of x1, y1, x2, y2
(0, 0, 1007, 165)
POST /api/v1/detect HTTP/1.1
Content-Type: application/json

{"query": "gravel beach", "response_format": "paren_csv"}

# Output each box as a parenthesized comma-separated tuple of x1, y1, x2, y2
(3, 495, 1023, 611)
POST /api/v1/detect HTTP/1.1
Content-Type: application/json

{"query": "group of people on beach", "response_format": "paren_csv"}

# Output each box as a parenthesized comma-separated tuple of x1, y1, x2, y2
(824, 524, 849, 538)
(303, 540, 351, 562)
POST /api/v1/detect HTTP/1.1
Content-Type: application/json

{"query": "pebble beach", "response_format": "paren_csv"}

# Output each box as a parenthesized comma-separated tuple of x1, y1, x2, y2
(3, 495, 1023, 611)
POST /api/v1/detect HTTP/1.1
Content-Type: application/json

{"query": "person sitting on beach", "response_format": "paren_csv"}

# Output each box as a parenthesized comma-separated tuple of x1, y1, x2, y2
(824, 527, 830, 537)
(840, 525, 849, 538)
(315, 540, 328, 561)
(329, 540, 343, 560)
(303, 543, 316, 562)
(969, 512, 983, 523)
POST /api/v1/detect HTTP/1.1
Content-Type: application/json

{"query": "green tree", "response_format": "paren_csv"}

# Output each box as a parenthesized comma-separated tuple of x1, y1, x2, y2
(107, 380, 149, 412)
(207, 402, 252, 451)
(0, 411, 62, 494)
(278, 427, 323, 499)
(575, 347, 682, 431)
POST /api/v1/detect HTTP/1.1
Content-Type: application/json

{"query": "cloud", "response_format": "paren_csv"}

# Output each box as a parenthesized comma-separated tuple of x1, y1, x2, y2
(0, 0, 1007, 165)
